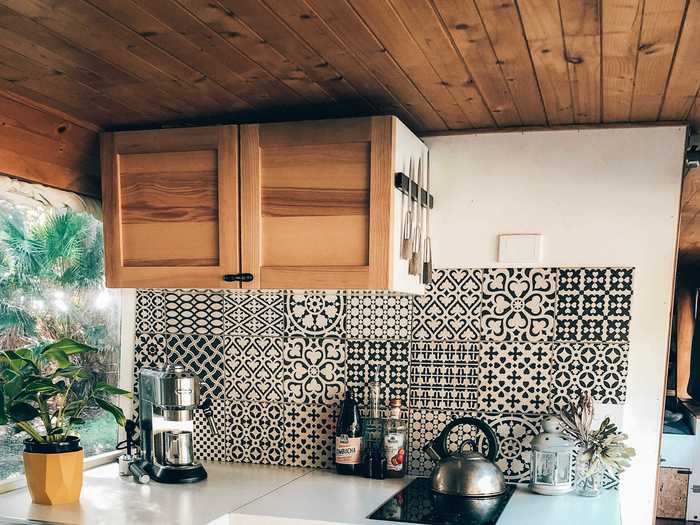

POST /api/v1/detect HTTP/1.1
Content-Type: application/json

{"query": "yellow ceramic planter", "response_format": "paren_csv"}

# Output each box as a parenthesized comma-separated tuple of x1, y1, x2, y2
(23, 438, 83, 505)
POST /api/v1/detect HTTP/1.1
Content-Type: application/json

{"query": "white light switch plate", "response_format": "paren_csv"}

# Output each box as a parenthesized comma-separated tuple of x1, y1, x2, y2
(498, 234, 543, 263)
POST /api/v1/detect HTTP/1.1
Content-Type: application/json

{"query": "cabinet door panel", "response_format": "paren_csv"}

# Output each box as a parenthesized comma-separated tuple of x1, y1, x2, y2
(240, 117, 392, 290)
(101, 125, 239, 288)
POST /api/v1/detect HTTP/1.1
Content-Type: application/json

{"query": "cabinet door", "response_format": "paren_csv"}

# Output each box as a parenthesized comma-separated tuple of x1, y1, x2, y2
(240, 117, 393, 289)
(101, 126, 239, 288)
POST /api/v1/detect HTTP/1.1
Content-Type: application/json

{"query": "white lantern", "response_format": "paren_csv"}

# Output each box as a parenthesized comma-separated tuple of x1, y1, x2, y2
(530, 416, 575, 495)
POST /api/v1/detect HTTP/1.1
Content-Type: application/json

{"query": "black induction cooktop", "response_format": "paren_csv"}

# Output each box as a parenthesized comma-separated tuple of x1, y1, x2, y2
(368, 478, 515, 525)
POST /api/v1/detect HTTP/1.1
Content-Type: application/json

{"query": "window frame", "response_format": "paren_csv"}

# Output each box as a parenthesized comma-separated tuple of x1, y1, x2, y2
(0, 289, 136, 494)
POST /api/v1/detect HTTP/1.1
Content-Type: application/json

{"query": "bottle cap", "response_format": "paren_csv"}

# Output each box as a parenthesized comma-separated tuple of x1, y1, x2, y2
(389, 398, 402, 408)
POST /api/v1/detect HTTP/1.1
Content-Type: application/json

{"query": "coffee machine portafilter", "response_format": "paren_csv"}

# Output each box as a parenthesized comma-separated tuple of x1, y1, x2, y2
(136, 365, 217, 483)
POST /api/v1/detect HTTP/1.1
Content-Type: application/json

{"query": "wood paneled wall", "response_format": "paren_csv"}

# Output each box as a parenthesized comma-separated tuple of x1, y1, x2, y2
(0, 90, 100, 198)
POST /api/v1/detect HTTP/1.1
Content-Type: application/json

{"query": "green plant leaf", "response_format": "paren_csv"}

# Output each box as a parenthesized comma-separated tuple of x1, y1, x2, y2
(41, 348, 70, 368)
(20, 379, 63, 397)
(8, 402, 40, 422)
(94, 397, 126, 427)
(55, 365, 90, 381)
(93, 382, 131, 397)
(4, 372, 23, 399)
(0, 393, 6, 425)
(69, 417, 85, 426)
(43, 338, 97, 356)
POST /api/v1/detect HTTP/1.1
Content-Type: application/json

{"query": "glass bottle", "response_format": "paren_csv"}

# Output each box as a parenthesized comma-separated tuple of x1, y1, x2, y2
(363, 368, 385, 478)
(382, 398, 407, 478)
(335, 387, 363, 475)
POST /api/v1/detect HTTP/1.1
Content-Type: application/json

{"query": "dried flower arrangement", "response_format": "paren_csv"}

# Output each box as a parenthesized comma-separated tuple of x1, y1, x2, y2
(558, 392, 636, 495)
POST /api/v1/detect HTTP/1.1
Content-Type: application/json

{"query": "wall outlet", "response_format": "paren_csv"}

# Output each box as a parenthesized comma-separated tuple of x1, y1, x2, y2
(498, 234, 543, 263)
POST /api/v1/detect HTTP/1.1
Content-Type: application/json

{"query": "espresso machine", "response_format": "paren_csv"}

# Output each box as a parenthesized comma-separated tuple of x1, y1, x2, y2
(136, 364, 217, 483)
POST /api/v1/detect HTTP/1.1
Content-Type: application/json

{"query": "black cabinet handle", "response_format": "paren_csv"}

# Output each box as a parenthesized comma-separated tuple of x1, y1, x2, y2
(223, 273, 254, 283)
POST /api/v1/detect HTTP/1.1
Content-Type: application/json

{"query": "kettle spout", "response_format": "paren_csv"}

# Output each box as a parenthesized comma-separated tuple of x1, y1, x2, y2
(422, 441, 442, 462)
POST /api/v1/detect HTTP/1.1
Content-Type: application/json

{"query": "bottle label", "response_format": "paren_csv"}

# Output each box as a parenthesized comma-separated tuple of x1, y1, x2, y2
(384, 433, 406, 471)
(335, 435, 362, 465)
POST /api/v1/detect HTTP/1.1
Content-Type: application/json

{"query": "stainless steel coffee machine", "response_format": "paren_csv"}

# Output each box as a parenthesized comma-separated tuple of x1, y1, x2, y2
(136, 365, 217, 483)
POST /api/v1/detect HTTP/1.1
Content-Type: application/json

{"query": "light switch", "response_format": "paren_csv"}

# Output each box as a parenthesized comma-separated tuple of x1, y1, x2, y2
(498, 234, 543, 263)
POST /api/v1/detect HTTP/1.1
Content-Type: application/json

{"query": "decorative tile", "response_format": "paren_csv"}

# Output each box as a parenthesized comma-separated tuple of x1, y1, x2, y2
(483, 413, 540, 482)
(346, 292, 411, 340)
(284, 403, 338, 469)
(283, 337, 346, 404)
(481, 268, 557, 341)
(229, 401, 286, 465)
(410, 342, 479, 411)
(285, 292, 346, 337)
(477, 342, 552, 414)
(224, 292, 284, 337)
(135, 289, 165, 333)
(194, 398, 229, 462)
(224, 336, 284, 402)
(166, 334, 224, 398)
(346, 340, 410, 407)
(164, 289, 225, 335)
(556, 268, 633, 342)
(413, 269, 482, 342)
(551, 342, 629, 408)
(132, 333, 167, 413)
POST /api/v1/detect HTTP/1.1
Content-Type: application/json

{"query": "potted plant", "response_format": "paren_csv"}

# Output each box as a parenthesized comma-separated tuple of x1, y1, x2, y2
(559, 392, 636, 497)
(0, 338, 130, 505)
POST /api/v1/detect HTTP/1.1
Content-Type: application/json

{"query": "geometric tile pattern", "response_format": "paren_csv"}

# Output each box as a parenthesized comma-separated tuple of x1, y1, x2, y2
(551, 342, 629, 409)
(284, 403, 338, 469)
(229, 401, 286, 465)
(478, 342, 553, 414)
(224, 292, 285, 337)
(409, 341, 479, 411)
(135, 289, 165, 333)
(481, 267, 558, 342)
(346, 340, 410, 406)
(132, 266, 634, 487)
(556, 268, 633, 342)
(412, 269, 482, 342)
(346, 292, 411, 340)
(164, 289, 225, 335)
(166, 334, 225, 399)
(224, 336, 284, 402)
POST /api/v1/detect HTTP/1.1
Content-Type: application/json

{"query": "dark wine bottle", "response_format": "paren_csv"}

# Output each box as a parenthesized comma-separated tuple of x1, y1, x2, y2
(335, 387, 363, 475)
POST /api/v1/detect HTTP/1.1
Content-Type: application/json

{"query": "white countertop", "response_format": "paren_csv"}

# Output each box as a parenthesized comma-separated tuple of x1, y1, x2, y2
(0, 462, 620, 525)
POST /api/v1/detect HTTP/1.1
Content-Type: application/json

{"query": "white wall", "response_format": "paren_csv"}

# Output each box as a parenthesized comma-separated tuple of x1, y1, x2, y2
(425, 126, 686, 525)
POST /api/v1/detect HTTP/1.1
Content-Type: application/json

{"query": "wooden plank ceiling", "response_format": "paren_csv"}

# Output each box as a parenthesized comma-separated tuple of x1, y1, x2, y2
(0, 0, 698, 133)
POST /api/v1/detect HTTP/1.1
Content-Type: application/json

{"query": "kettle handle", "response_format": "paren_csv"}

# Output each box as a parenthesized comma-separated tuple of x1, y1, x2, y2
(433, 417, 499, 462)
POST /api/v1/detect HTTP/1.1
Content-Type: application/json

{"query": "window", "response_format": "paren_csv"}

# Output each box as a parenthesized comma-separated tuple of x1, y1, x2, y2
(0, 181, 122, 483)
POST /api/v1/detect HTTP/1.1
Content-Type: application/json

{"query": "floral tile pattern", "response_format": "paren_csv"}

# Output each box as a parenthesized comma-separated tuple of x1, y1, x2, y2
(286, 292, 346, 337)
(346, 340, 410, 406)
(193, 398, 229, 462)
(283, 337, 346, 404)
(166, 334, 225, 398)
(477, 342, 553, 414)
(413, 269, 482, 341)
(284, 403, 338, 468)
(409, 342, 479, 411)
(132, 265, 634, 491)
(164, 289, 225, 335)
(551, 342, 629, 408)
(135, 289, 165, 333)
(346, 292, 411, 340)
(556, 268, 633, 341)
(229, 401, 286, 465)
(224, 336, 284, 402)
(481, 268, 557, 341)
(224, 292, 285, 337)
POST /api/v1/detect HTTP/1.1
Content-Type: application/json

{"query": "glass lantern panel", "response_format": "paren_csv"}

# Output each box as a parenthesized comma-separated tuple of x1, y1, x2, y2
(556, 451, 572, 483)
(534, 450, 556, 485)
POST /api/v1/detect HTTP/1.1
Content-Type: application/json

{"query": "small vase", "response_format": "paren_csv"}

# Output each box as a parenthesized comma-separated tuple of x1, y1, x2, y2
(575, 456, 603, 497)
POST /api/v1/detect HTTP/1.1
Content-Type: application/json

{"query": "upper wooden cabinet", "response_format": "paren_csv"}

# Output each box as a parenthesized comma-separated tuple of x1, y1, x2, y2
(100, 126, 240, 288)
(101, 116, 427, 292)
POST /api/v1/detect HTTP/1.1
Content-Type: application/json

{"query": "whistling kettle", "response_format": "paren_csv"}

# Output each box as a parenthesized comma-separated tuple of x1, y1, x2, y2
(423, 417, 506, 497)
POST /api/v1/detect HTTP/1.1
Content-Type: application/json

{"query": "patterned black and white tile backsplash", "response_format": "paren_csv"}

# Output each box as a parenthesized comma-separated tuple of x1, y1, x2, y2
(133, 266, 633, 483)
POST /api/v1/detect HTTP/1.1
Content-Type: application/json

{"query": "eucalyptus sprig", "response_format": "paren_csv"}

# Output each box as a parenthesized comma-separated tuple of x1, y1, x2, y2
(0, 338, 130, 443)
(559, 391, 635, 477)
